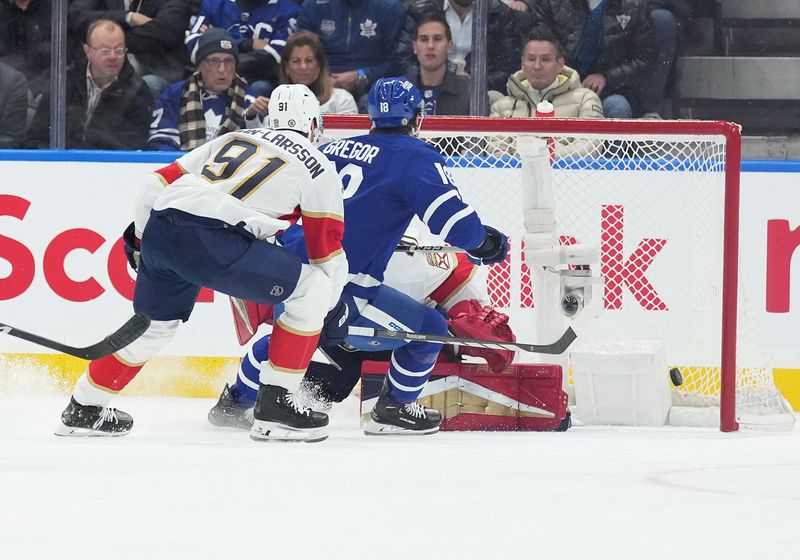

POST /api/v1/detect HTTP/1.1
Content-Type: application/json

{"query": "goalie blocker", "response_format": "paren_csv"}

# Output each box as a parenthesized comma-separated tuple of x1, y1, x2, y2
(360, 360, 570, 432)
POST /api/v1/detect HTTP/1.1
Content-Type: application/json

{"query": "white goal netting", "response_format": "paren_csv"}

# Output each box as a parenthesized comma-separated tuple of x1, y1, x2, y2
(323, 116, 795, 431)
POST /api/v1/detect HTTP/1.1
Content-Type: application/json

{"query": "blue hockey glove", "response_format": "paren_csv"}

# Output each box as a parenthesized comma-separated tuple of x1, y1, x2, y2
(122, 221, 141, 271)
(318, 300, 350, 348)
(466, 225, 509, 265)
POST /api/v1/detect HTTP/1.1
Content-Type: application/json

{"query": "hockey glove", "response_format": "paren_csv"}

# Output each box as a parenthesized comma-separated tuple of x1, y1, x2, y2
(448, 299, 516, 372)
(318, 299, 350, 348)
(466, 225, 509, 265)
(122, 221, 141, 272)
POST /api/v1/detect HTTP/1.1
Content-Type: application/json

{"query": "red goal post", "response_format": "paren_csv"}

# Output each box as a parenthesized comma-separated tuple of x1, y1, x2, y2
(322, 115, 793, 432)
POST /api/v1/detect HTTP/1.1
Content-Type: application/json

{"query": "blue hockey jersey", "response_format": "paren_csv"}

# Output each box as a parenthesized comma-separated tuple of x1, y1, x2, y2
(185, 0, 300, 64)
(147, 79, 261, 151)
(295, 0, 405, 84)
(280, 133, 487, 301)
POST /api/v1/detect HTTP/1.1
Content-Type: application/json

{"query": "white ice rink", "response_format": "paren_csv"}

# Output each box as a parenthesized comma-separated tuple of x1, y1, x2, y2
(1, 385, 799, 560)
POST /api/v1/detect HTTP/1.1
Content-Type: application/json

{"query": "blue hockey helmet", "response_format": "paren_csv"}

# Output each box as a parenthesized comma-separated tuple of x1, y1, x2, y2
(367, 77, 425, 129)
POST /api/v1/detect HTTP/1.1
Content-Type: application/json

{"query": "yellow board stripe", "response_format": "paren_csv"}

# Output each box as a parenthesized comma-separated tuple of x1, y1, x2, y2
(2, 353, 799, 410)
(0, 353, 239, 399)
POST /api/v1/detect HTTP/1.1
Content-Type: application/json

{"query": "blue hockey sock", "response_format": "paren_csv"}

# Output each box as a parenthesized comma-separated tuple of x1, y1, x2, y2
(232, 334, 270, 407)
(385, 308, 446, 403)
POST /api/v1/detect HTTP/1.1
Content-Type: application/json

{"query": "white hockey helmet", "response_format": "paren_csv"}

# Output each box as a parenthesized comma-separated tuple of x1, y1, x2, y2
(268, 84, 323, 143)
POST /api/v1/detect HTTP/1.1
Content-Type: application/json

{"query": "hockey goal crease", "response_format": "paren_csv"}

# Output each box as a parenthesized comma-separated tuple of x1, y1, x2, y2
(322, 115, 795, 432)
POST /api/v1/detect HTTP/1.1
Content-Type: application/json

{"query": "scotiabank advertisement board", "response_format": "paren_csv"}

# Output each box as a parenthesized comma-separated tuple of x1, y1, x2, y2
(0, 152, 799, 371)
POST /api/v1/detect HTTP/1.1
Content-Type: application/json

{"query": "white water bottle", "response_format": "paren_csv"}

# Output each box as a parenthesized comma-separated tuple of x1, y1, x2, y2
(535, 100, 555, 118)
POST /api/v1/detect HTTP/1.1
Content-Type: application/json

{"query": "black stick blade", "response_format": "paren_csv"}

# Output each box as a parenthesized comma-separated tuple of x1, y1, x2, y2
(0, 313, 151, 361)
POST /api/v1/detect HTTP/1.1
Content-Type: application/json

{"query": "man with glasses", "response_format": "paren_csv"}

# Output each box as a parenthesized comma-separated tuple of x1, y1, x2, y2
(26, 18, 152, 149)
(148, 28, 268, 151)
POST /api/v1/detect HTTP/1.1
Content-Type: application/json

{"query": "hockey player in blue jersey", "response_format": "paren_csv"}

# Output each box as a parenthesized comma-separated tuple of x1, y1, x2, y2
(209, 77, 509, 435)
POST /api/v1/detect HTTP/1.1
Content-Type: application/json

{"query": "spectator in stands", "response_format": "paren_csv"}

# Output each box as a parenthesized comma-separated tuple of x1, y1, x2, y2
(148, 28, 268, 151)
(0, 0, 51, 96)
(409, 11, 470, 116)
(295, 0, 405, 102)
(278, 30, 357, 114)
(639, 0, 692, 118)
(0, 60, 28, 147)
(185, 0, 299, 97)
(490, 29, 603, 120)
(68, 0, 194, 99)
(527, 0, 656, 118)
(395, 0, 520, 95)
(26, 19, 153, 149)
(490, 30, 603, 158)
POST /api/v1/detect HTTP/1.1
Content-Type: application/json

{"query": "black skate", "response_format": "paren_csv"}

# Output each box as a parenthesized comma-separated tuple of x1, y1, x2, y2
(250, 384, 329, 443)
(208, 384, 254, 430)
(54, 398, 133, 437)
(364, 394, 442, 436)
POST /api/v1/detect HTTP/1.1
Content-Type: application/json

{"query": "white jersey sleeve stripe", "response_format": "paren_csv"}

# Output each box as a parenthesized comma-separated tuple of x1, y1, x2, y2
(421, 190, 458, 224)
(347, 273, 381, 289)
(436, 206, 477, 240)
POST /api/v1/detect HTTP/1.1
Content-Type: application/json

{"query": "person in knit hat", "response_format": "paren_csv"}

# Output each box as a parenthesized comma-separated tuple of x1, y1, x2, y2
(148, 28, 269, 151)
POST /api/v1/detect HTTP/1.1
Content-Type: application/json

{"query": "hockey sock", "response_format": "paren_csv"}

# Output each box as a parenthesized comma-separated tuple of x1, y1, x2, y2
(385, 307, 446, 403)
(233, 335, 270, 406)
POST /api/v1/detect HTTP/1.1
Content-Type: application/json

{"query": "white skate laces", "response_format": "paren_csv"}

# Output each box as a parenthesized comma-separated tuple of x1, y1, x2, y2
(92, 407, 119, 430)
(403, 402, 426, 418)
(285, 393, 311, 416)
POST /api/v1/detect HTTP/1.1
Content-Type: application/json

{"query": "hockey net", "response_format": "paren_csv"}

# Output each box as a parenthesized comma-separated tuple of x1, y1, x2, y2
(322, 115, 795, 432)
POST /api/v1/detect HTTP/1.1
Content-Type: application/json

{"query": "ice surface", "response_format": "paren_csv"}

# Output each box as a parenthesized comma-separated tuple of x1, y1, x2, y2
(1, 387, 799, 560)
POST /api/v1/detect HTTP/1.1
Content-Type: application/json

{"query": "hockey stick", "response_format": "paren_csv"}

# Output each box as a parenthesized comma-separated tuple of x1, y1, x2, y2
(395, 244, 464, 253)
(0, 313, 151, 360)
(348, 325, 577, 355)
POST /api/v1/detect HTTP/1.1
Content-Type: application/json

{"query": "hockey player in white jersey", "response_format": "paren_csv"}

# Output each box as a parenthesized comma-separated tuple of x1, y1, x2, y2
(55, 84, 347, 442)
(209, 77, 510, 436)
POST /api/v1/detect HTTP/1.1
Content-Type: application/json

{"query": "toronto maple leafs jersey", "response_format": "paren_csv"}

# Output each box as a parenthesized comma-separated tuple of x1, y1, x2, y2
(279, 133, 486, 301)
(148, 80, 262, 151)
(185, 0, 300, 64)
(295, 0, 404, 83)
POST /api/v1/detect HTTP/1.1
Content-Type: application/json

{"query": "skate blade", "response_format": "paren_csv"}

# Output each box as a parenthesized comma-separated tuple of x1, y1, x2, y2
(363, 419, 440, 436)
(250, 420, 328, 443)
(207, 412, 253, 431)
(54, 422, 131, 437)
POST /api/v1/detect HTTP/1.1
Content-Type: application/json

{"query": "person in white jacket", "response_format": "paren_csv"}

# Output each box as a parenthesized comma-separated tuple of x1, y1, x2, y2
(490, 29, 603, 120)
(489, 29, 604, 158)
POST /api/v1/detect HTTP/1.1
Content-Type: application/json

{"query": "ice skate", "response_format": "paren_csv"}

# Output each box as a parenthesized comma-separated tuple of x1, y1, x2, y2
(364, 393, 441, 436)
(207, 384, 254, 430)
(54, 398, 133, 437)
(250, 384, 329, 443)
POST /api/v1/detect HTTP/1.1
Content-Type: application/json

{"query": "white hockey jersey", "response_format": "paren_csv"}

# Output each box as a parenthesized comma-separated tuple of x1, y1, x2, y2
(134, 128, 347, 298)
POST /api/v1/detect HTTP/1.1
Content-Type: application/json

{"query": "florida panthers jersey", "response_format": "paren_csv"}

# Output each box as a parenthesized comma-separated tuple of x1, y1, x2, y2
(280, 133, 486, 301)
(134, 127, 347, 293)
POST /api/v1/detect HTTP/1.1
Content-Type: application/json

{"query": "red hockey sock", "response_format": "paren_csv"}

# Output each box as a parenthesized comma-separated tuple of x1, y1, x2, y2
(87, 354, 144, 393)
